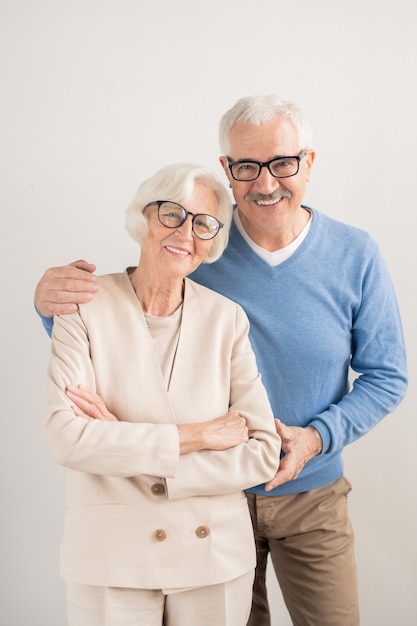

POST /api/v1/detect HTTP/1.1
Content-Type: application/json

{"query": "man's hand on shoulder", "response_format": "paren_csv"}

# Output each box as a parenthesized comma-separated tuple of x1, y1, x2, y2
(34, 260, 98, 317)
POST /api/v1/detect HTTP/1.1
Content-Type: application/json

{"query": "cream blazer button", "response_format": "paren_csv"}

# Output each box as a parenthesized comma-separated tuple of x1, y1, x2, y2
(154, 529, 167, 542)
(195, 526, 210, 538)
(151, 483, 166, 496)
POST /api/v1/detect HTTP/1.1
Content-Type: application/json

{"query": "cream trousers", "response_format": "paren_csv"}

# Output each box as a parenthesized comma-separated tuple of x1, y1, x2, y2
(66, 570, 254, 626)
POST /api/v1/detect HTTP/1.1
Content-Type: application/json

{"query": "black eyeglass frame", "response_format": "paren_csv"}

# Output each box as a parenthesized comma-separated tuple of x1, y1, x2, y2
(144, 200, 224, 240)
(226, 150, 307, 181)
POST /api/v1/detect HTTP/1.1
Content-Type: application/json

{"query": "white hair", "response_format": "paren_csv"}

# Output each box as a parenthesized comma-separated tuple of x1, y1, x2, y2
(219, 94, 313, 154)
(125, 163, 232, 263)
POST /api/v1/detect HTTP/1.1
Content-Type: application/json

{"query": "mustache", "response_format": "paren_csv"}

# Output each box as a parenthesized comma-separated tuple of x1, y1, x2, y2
(244, 190, 292, 203)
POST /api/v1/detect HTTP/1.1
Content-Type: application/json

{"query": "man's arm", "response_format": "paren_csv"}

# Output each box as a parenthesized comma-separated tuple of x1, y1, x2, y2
(34, 260, 98, 317)
(267, 244, 408, 490)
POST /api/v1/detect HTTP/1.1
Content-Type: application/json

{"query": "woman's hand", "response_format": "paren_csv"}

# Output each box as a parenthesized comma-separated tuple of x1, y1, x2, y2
(178, 411, 249, 454)
(65, 387, 247, 454)
(66, 385, 118, 421)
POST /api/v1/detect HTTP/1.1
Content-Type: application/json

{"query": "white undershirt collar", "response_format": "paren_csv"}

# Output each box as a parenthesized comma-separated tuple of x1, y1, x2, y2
(234, 208, 312, 267)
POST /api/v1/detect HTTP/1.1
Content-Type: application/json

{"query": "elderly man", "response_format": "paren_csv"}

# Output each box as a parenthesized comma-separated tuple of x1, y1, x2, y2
(35, 95, 408, 626)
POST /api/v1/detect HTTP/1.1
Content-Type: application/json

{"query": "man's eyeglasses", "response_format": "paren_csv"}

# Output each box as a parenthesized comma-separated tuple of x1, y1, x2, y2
(145, 201, 223, 240)
(227, 150, 307, 182)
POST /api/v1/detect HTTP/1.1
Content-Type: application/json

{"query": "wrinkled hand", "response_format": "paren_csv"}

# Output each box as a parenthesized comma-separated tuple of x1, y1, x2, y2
(34, 260, 98, 317)
(204, 411, 249, 450)
(178, 411, 249, 454)
(265, 419, 322, 491)
(66, 385, 118, 421)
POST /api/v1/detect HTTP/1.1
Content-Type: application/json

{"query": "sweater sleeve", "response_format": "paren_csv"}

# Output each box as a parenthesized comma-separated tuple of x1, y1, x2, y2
(35, 305, 54, 338)
(309, 247, 408, 454)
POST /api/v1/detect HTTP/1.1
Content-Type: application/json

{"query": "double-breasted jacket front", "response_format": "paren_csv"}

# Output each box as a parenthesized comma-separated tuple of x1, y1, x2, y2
(45, 271, 280, 589)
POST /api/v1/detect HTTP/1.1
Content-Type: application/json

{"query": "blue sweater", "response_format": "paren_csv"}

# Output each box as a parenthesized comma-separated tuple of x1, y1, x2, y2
(191, 207, 408, 495)
(40, 207, 408, 496)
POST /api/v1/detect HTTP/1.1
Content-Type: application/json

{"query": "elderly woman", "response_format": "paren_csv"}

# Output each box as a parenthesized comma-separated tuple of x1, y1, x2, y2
(44, 163, 280, 626)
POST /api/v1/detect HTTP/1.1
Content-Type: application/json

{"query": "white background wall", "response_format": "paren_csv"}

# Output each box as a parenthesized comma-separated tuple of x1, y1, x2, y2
(1, 1, 416, 624)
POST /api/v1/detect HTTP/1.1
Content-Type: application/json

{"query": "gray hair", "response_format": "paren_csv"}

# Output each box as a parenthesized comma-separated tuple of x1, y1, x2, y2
(219, 95, 313, 154)
(125, 163, 232, 263)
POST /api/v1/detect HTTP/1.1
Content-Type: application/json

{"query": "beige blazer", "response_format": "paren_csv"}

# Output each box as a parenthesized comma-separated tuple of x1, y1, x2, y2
(45, 271, 280, 589)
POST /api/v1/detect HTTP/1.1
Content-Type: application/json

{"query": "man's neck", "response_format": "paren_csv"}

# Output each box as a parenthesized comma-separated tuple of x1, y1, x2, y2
(237, 206, 311, 252)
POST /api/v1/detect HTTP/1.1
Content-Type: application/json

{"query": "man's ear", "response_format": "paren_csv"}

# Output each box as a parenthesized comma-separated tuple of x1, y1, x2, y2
(219, 156, 232, 187)
(305, 150, 316, 182)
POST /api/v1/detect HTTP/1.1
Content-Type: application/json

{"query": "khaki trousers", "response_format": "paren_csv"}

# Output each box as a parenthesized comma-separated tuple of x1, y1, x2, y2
(246, 477, 359, 626)
(66, 570, 253, 626)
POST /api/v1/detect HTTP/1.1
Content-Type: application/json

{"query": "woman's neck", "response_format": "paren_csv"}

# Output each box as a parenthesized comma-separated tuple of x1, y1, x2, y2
(129, 268, 184, 317)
